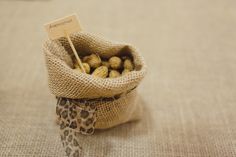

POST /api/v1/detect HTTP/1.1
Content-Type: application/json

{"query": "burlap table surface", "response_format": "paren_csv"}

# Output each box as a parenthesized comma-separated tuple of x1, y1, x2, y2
(0, 0, 236, 156)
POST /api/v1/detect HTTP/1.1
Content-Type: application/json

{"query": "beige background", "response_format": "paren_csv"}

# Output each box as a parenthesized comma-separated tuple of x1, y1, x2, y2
(0, 0, 236, 156)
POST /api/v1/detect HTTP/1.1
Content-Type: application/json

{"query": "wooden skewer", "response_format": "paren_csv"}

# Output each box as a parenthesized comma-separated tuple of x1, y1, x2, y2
(65, 31, 85, 73)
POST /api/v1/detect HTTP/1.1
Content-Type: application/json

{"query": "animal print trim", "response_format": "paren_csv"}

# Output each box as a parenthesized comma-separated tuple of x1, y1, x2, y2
(55, 87, 136, 156)
(56, 97, 97, 157)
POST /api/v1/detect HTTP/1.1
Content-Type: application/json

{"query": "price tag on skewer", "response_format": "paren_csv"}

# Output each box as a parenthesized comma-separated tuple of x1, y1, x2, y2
(44, 14, 85, 73)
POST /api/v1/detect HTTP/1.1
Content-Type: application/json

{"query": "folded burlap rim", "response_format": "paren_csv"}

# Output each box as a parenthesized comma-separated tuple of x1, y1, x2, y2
(43, 32, 147, 99)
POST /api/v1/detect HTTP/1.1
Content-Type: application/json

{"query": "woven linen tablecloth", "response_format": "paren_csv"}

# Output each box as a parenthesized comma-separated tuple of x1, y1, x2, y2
(0, 0, 235, 156)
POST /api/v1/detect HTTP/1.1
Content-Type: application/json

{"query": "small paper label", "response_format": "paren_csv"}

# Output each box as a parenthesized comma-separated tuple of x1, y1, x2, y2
(44, 14, 82, 40)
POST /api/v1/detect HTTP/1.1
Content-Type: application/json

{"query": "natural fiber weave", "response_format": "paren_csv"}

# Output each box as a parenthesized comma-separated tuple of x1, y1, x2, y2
(43, 32, 146, 129)
(2, 1, 236, 156)
(43, 32, 146, 99)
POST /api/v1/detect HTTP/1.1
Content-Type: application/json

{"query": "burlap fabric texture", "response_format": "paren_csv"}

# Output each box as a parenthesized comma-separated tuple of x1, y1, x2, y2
(43, 32, 147, 130)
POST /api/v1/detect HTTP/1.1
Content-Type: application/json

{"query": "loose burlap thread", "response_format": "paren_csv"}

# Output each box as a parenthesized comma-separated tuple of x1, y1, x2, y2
(43, 32, 146, 129)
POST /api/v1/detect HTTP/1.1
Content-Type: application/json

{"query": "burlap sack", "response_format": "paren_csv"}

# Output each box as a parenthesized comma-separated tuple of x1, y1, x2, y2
(43, 32, 146, 129)
(43, 32, 146, 156)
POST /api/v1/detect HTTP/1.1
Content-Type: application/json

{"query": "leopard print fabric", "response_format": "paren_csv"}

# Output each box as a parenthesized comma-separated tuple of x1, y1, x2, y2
(56, 97, 97, 157)
(55, 87, 137, 156)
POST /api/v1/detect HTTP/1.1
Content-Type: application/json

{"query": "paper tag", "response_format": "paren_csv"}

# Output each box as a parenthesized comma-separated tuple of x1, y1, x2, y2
(44, 14, 82, 40)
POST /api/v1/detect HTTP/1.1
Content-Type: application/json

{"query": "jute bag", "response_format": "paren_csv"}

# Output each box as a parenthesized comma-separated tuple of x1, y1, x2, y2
(43, 32, 146, 156)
